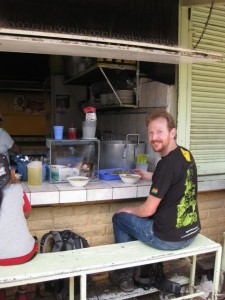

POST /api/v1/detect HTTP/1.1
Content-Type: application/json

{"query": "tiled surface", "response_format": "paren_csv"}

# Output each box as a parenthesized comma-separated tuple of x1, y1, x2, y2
(113, 186, 138, 199)
(31, 191, 59, 205)
(22, 176, 223, 206)
(26, 181, 59, 205)
(60, 189, 87, 203)
(23, 179, 150, 205)
(138, 185, 151, 198)
(87, 187, 113, 201)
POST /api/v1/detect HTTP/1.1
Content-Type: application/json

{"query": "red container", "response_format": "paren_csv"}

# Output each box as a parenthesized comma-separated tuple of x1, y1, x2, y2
(68, 128, 76, 140)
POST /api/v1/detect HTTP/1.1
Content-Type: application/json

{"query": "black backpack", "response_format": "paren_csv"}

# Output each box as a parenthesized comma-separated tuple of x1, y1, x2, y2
(40, 230, 91, 300)
(134, 262, 181, 297)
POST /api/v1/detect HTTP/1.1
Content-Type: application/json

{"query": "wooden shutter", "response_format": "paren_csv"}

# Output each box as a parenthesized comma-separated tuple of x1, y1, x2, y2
(190, 5, 225, 175)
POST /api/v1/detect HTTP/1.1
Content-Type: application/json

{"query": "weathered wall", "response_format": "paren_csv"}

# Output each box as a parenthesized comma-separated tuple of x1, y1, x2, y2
(27, 189, 225, 248)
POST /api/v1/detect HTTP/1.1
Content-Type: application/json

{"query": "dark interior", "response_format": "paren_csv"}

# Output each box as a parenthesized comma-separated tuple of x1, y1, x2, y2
(0, 0, 178, 85)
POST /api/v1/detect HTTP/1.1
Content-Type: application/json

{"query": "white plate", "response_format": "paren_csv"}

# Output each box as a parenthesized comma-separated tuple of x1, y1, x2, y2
(116, 90, 134, 97)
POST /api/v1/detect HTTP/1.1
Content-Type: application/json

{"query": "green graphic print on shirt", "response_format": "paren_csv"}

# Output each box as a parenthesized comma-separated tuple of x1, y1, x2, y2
(176, 168, 198, 229)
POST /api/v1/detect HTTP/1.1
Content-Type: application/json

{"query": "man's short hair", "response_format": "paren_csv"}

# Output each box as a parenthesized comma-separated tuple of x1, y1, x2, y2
(146, 110, 176, 131)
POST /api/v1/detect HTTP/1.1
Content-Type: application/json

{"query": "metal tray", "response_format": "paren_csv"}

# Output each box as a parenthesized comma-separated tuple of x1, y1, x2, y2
(99, 168, 133, 180)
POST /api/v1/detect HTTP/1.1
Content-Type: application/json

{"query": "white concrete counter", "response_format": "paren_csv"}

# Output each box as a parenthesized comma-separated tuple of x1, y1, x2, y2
(21, 175, 225, 206)
(22, 179, 151, 206)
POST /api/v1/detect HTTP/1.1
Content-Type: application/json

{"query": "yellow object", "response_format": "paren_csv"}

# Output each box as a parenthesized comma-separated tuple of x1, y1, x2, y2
(181, 148, 191, 162)
(27, 161, 42, 186)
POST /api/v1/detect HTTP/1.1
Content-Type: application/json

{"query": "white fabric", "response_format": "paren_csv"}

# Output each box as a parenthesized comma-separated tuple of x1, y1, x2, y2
(0, 128, 14, 161)
(0, 184, 34, 259)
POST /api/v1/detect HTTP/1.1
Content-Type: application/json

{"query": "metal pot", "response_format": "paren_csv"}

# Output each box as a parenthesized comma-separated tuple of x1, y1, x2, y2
(100, 134, 146, 169)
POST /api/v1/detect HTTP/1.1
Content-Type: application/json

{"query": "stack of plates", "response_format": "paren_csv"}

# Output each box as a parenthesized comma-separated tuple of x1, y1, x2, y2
(115, 90, 134, 104)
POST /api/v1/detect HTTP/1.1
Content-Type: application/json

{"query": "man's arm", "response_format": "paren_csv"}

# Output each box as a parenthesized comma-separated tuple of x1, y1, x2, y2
(10, 142, 20, 153)
(116, 194, 161, 217)
(134, 169, 153, 180)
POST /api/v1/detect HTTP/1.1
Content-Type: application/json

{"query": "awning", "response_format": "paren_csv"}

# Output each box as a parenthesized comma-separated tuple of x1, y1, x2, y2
(0, 28, 223, 64)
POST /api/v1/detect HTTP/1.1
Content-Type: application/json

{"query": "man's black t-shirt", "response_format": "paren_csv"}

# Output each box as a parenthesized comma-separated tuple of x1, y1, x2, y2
(150, 146, 201, 242)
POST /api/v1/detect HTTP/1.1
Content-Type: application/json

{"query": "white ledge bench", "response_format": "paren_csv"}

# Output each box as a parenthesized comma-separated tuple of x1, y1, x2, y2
(0, 234, 222, 300)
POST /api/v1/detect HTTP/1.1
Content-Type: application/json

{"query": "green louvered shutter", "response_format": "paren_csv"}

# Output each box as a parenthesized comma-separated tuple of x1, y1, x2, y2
(190, 5, 225, 175)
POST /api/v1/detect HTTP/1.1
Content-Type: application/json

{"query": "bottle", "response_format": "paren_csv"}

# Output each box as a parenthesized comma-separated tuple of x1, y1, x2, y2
(83, 106, 97, 122)
(68, 123, 76, 140)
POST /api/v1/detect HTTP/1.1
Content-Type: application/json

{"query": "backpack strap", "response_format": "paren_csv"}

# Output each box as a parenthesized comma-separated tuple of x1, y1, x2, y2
(51, 231, 64, 252)
(62, 230, 87, 250)
(40, 232, 54, 253)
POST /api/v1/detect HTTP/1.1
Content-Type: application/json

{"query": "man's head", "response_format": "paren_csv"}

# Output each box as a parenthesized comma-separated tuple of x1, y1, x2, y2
(146, 110, 177, 156)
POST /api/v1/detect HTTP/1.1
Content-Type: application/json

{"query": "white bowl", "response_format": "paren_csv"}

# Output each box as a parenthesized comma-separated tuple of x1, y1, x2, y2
(67, 176, 90, 187)
(119, 174, 141, 184)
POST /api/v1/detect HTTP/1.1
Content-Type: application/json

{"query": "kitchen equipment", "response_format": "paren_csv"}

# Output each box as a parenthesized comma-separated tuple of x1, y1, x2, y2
(119, 174, 141, 184)
(67, 176, 90, 187)
(84, 106, 97, 121)
(100, 94, 108, 105)
(46, 139, 100, 182)
(82, 121, 97, 139)
(49, 165, 79, 182)
(100, 134, 145, 169)
(99, 168, 132, 181)
(115, 90, 134, 104)
(136, 163, 148, 171)
(27, 161, 42, 186)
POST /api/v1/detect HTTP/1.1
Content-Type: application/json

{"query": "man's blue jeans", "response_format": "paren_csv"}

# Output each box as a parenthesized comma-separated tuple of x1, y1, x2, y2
(112, 212, 194, 250)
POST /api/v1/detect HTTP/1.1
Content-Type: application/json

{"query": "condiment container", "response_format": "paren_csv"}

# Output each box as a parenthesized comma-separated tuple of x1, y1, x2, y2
(27, 161, 42, 186)
(68, 127, 77, 140)
(83, 106, 97, 121)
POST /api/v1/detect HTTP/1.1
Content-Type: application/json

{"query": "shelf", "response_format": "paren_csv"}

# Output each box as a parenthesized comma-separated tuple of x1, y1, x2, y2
(64, 63, 136, 85)
(96, 103, 138, 111)
(0, 80, 51, 92)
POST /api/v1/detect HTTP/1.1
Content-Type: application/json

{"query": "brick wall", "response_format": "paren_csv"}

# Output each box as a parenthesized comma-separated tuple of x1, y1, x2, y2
(5, 190, 225, 299)
(198, 190, 225, 244)
(28, 199, 142, 248)
(27, 189, 225, 248)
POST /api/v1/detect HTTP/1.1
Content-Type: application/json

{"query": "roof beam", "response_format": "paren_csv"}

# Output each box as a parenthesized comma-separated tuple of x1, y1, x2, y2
(0, 29, 222, 64)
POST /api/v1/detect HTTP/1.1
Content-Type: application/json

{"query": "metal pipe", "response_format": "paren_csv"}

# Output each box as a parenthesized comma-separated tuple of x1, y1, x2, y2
(99, 67, 123, 105)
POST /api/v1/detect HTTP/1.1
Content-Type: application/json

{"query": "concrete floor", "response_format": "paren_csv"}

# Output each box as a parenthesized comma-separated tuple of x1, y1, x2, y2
(6, 255, 219, 299)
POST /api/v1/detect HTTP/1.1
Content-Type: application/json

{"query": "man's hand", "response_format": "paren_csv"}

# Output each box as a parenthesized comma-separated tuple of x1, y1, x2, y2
(115, 194, 161, 217)
(134, 169, 153, 180)
(116, 206, 135, 214)
(10, 169, 20, 184)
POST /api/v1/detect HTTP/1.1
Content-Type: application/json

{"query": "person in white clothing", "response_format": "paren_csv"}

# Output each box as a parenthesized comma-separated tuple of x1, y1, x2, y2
(0, 154, 38, 300)
(0, 114, 19, 162)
